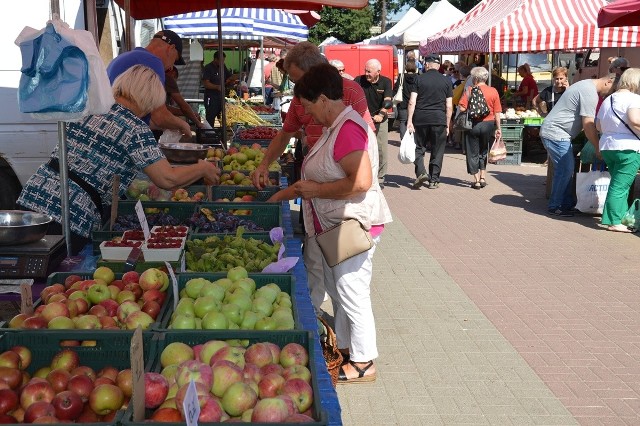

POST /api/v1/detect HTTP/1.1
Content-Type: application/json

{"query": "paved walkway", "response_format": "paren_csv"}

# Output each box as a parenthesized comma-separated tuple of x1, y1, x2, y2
(329, 131, 640, 425)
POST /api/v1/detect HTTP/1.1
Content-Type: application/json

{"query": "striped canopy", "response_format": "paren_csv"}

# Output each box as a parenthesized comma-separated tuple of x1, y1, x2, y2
(421, 0, 640, 54)
(163, 8, 309, 41)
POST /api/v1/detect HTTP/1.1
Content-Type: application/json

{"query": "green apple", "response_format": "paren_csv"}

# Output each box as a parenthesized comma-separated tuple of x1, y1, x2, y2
(213, 278, 233, 291)
(93, 266, 115, 285)
(240, 311, 259, 330)
(48, 316, 75, 329)
(225, 289, 252, 313)
(199, 283, 226, 302)
(199, 340, 229, 365)
(193, 296, 220, 319)
(175, 298, 195, 316)
(184, 278, 210, 299)
(255, 286, 278, 305)
(276, 297, 292, 309)
(234, 278, 256, 296)
(202, 311, 228, 330)
(221, 303, 243, 325)
(227, 266, 248, 282)
(87, 283, 111, 305)
(251, 297, 273, 317)
(171, 313, 196, 329)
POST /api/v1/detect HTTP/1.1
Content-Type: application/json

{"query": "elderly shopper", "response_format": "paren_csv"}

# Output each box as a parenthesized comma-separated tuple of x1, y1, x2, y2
(596, 68, 640, 233)
(268, 63, 392, 384)
(458, 67, 503, 189)
(17, 65, 220, 254)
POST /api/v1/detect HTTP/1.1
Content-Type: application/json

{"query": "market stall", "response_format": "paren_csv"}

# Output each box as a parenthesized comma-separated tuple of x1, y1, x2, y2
(359, 7, 421, 45)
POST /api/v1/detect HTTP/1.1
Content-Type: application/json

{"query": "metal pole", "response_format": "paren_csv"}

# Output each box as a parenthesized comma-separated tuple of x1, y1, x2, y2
(124, 0, 133, 51)
(488, 52, 493, 87)
(218, 0, 228, 147)
(85, 0, 99, 49)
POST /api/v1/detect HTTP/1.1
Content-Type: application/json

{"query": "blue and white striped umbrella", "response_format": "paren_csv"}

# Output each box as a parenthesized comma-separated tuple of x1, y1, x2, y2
(163, 8, 308, 41)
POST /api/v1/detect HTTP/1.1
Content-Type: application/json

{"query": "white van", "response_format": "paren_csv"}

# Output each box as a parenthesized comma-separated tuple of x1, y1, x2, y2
(573, 47, 640, 82)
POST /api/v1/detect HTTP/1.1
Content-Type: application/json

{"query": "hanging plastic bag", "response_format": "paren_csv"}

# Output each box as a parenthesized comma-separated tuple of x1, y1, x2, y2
(622, 199, 640, 229)
(488, 137, 507, 163)
(15, 18, 114, 121)
(398, 131, 416, 164)
(575, 162, 610, 214)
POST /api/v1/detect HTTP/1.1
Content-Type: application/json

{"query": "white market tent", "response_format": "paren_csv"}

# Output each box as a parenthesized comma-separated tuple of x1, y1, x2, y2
(361, 7, 422, 45)
(420, 0, 640, 54)
(391, 0, 464, 48)
(319, 36, 346, 46)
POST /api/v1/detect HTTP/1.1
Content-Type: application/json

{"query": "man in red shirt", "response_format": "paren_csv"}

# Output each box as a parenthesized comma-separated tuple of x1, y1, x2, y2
(252, 41, 374, 314)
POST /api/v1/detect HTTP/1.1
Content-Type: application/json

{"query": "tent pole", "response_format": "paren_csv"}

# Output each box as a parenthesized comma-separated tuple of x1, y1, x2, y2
(217, 0, 228, 148)
(488, 52, 493, 87)
(260, 36, 265, 102)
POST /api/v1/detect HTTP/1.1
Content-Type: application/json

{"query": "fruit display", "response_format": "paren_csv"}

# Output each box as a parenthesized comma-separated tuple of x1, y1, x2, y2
(0, 345, 129, 423)
(170, 188, 205, 202)
(185, 229, 282, 273)
(126, 179, 205, 202)
(237, 126, 279, 141)
(139, 334, 317, 423)
(6, 267, 169, 331)
(249, 105, 277, 114)
(111, 212, 184, 232)
(188, 209, 264, 233)
(168, 268, 294, 331)
(225, 103, 271, 126)
(142, 227, 188, 262)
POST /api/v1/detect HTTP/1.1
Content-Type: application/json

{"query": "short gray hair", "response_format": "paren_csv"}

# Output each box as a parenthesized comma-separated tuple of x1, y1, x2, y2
(329, 59, 345, 69)
(470, 66, 489, 84)
(112, 65, 165, 117)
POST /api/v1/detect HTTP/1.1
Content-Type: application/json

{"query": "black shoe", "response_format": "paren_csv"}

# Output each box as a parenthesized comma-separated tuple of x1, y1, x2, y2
(548, 208, 574, 217)
(427, 181, 439, 189)
(412, 173, 429, 189)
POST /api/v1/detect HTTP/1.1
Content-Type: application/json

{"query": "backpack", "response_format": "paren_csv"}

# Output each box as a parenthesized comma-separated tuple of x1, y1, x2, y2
(467, 86, 490, 120)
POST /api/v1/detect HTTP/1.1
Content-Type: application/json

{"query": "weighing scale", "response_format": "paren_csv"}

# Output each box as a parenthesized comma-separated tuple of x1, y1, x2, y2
(0, 235, 67, 279)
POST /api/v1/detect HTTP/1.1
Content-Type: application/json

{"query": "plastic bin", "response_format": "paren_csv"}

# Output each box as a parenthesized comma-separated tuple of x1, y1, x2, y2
(496, 152, 522, 165)
(213, 186, 280, 202)
(120, 330, 327, 426)
(523, 117, 544, 126)
(159, 273, 299, 330)
(501, 125, 524, 141)
(502, 138, 523, 154)
(191, 202, 282, 233)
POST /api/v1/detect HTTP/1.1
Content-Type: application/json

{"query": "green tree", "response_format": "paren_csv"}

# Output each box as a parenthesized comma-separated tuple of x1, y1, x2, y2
(308, 6, 374, 45)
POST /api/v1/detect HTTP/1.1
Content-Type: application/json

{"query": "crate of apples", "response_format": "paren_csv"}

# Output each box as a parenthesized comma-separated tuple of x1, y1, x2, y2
(122, 330, 322, 424)
(0, 330, 154, 424)
(6, 267, 170, 331)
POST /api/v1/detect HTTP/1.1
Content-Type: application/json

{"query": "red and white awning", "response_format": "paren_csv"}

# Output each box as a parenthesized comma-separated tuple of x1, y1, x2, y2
(421, 0, 640, 54)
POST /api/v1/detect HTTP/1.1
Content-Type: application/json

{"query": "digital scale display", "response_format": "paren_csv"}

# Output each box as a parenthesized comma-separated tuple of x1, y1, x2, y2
(0, 256, 19, 267)
(0, 235, 66, 279)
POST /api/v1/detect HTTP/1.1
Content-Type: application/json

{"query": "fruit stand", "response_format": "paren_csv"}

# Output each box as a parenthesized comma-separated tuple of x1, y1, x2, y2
(0, 176, 343, 424)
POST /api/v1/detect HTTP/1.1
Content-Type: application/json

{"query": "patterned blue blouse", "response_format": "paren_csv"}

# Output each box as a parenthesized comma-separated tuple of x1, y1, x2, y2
(18, 103, 164, 238)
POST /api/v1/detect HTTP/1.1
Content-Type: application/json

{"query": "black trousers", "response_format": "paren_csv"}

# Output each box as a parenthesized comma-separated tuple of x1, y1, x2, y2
(465, 121, 495, 175)
(414, 124, 447, 181)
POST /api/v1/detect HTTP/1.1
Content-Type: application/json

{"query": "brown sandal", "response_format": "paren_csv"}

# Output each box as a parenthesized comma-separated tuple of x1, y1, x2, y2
(337, 360, 376, 384)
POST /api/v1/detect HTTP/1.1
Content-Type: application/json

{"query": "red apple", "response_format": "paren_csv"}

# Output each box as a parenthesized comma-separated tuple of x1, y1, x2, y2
(258, 372, 285, 399)
(279, 343, 309, 368)
(40, 284, 65, 303)
(20, 380, 55, 410)
(123, 283, 142, 300)
(70, 366, 96, 381)
(74, 298, 90, 315)
(142, 289, 166, 306)
(144, 372, 169, 409)
(50, 349, 80, 372)
(211, 360, 243, 398)
(280, 378, 313, 413)
(282, 365, 312, 383)
(244, 343, 275, 368)
(110, 279, 126, 291)
(116, 300, 141, 323)
(51, 390, 83, 420)
(251, 397, 290, 423)
(23, 401, 55, 423)
(151, 407, 182, 422)
(139, 268, 168, 291)
(0, 414, 17, 424)
(22, 316, 48, 330)
(220, 381, 258, 417)
(121, 271, 139, 285)
(60, 340, 80, 347)
(88, 304, 108, 318)
(64, 275, 83, 289)
(98, 299, 119, 317)
(0, 351, 21, 369)
(67, 374, 94, 402)
(46, 368, 71, 393)
(99, 315, 118, 329)
(0, 388, 18, 415)
(7, 313, 29, 329)
(0, 367, 22, 390)
(276, 394, 297, 417)
(31, 415, 60, 423)
(141, 300, 162, 320)
(88, 383, 123, 415)
(199, 395, 225, 422)
(284, 413, 315, 422)
(65, 300, 78, 318)
(260, 363, 284, 377)
(75, 403, 101, 423)
(46, 293, 67, 304)
(115, 369, 132, 398)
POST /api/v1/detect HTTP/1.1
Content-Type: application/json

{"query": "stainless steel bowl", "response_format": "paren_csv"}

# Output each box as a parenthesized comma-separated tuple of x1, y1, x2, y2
(0, 210, 53, 245)
(160, 143, 208, 164)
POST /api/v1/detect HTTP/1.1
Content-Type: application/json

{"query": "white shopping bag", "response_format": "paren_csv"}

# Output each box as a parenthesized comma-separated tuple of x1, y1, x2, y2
(575, 170, 610, 214)
(398, 131, 416, 164)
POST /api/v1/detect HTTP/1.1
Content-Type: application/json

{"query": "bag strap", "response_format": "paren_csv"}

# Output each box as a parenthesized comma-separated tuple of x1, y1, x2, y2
(610, 96, 640, 141)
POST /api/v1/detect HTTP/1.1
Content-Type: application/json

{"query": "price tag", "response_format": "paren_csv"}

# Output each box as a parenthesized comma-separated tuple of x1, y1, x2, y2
(130, 327, 145, 422)
(165, 261, 179, 310)
(20, 281, 34, 314)
(134, 200, 151, 241)
(183, 380, 200, 426)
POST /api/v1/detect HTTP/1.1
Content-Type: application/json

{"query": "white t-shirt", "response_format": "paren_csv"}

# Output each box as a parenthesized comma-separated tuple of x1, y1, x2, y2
(597, 90, 640, 152)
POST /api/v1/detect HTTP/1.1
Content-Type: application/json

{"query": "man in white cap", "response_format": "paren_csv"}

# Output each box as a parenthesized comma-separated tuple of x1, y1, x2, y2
(407, 55, 453, 189)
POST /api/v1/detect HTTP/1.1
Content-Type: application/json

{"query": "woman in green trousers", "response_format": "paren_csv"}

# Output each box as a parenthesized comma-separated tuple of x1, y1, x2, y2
(596, 68, 640, 232)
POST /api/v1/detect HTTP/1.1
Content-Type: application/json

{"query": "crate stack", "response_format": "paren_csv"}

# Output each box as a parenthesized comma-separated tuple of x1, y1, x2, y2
(499, 119, 525, 165)
(0, 176, 343, 425)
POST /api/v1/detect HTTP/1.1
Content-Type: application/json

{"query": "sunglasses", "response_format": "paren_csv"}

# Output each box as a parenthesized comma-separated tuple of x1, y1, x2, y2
(338, 69, 345, 73)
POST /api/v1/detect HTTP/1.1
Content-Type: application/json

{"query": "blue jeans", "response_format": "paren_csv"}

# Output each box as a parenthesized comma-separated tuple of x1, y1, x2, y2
(542, 138, 575, 210)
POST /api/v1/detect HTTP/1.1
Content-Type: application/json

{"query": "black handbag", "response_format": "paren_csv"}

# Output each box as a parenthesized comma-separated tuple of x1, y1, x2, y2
(454, 111, 472, 131)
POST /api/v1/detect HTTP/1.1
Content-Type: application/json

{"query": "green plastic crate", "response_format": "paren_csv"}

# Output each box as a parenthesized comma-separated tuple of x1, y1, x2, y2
(96, 255, 183, 274)
(120, 330, 327, 426)
(191, 202, 282, 233)
(496, 152, 522, 165)
(184, 233, 284, 273)
(92, 201, 197, 254)
(523, 117, 544, 126)
(0, 330, 156, 425)
(501, 125, 524, 141)
(502, 138, 523, 154)
(233, 124, 282, 147)
(159, 273, 298, 330)
(4, 271, 175, 332)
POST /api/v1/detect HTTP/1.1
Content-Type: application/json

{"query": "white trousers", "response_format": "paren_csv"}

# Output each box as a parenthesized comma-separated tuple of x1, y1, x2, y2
(304, 235, 327, 315)
(323, 236, 379, 363)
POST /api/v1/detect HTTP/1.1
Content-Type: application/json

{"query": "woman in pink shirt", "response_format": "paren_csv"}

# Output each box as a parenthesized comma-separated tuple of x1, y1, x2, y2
(268, 63, 392, 384)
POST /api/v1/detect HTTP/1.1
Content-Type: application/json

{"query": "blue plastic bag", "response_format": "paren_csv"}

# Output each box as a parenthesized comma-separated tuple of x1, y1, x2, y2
(18, 23, 88, 114)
